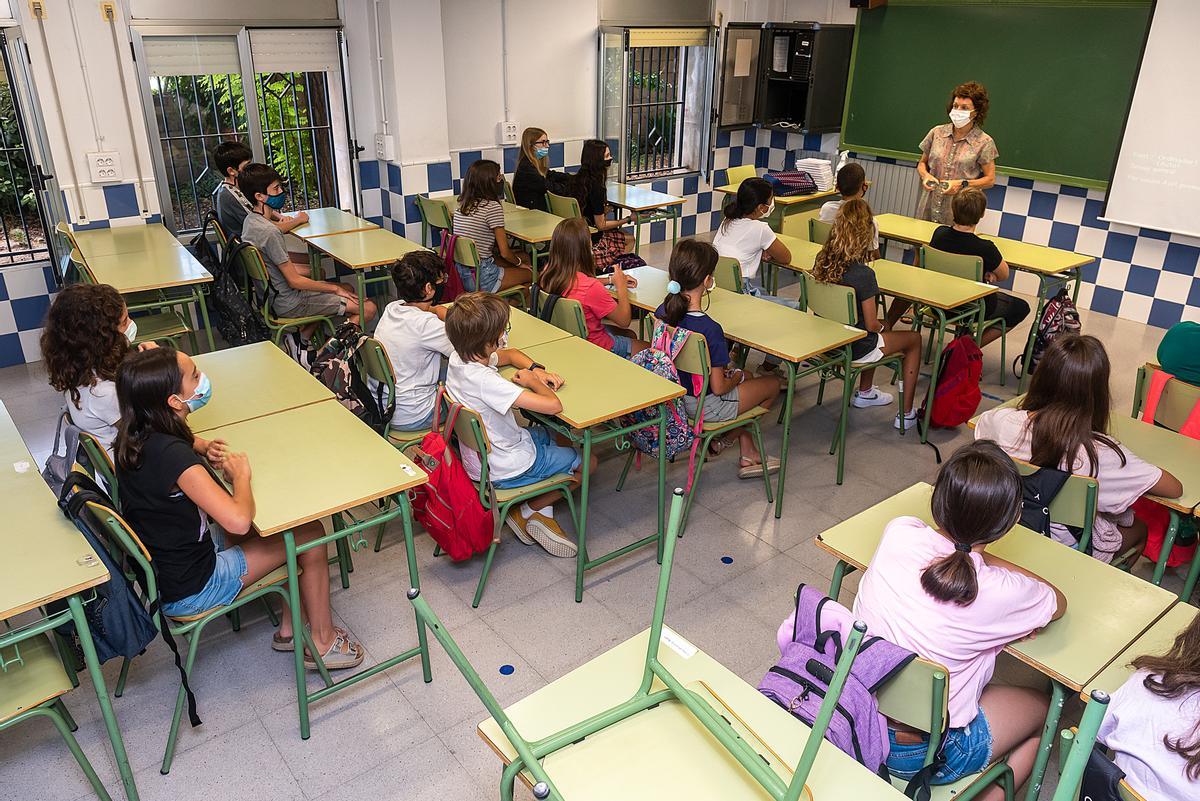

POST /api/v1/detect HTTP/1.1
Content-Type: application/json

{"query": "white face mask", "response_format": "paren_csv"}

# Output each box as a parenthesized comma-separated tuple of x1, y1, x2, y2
(489, 332, 509, 367)
(949, 108, 973, 128)
(123, 319, 137, 343)
(703, 276, 715, 295)
(763, 201, 775, 218)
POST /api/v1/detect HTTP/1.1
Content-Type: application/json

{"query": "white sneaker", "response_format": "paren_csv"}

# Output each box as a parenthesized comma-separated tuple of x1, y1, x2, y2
(894, 410, 919, 431)
(851, 386, 894, 408)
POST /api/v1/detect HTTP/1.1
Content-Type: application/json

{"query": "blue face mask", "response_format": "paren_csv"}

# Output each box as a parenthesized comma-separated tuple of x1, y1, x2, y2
(534, 147, 550, 159)
(265, 191, 288, 211)
(178, 372, 213, 413)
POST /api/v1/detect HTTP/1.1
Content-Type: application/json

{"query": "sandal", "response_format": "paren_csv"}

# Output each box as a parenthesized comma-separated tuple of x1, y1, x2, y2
(304, 629, 365, 671)
(708, 436, 735, 458)
(275, 626, 350, 654)
(738, 456, 780, 479)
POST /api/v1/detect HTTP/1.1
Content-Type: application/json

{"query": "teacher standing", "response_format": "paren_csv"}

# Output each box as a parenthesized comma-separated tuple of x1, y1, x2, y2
(916, 81, 997, 224)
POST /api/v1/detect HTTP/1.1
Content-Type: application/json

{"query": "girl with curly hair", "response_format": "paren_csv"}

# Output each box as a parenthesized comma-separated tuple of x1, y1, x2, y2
(813, 199, 923, 431)
(40, 283, 152, 452)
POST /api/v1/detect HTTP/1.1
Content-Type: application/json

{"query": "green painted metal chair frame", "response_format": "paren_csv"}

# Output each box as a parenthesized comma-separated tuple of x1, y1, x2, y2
(416, 194, 453, 250)
(70, 249, 198, 352)
(502, 178, 516, 206)
(451, 232, 528, 309)
(236, 241, 338, 346)
(801, 274, 908, 473)
(530, 292, 588, 340)
(407, 489, 869, 801)
(919, 246, 1007, 385)
(1051, 690, 1113, 801)
(444, 391, 579, 608)
(1131, 363, 1200, 599)
(808, 217, 832, 246)
(545, 191, 583, 220)
(876, 657, 1015, 801)
(714, 255, 744, 293)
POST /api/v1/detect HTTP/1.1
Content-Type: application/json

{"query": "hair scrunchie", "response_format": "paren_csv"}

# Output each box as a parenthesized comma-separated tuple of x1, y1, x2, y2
(666, 280, 682, 294)
(953, 542, 972, 553)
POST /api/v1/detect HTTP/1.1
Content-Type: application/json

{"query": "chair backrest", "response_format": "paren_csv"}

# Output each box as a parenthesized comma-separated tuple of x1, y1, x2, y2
(502, 178, 515, 205)
(726, 165, 756, 186)
(1012, 458, 1099, 532)
(802, 273, 858, 326)
(211, 215, 230, 250)
(546, 191, 582, 220)
(672, 330, 712, 418)
(1132, 362, 1200, 432)
(533, 293, 588, 340)
(417, 194, 453, 231)
(876, 656, 950, 771)
(715, 256, 742, 293)
(920, 245, 984, 282)
(235, 241, 270, 286)
(357, 337, 396, 396)
(452, 234, 480, 268)
(808, 217, 832, 245)
(55, 220, 79, 252)
(83, 500, 162, 625)
(77, 431, 118, 506)
(68, 249, 97, 284)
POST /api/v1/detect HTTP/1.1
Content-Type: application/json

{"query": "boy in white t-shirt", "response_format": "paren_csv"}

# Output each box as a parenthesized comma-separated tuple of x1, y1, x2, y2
(444, 293, 597, 557)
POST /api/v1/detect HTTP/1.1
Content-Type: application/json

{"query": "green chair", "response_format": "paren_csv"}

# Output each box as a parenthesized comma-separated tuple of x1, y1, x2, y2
(0, 633, 112, 801)
(450, 234, 527, 308)
(445, 389, 578, 608)
(86, 498, 326, 775)
(1010, 459, 1100, 553)
(77, 430, 118, 509)
(1053, 691, 1116, 801)
(530, 291, 588, 340)
(545, 191, 583, 220)
(235, 241, 337, 346)
(919, 246, 1006, 384)
(502, 178, 516, 205)
(808, 217, 832, 246)
(714, 256, 743, 293)
(876, 656, 1016, 801)
(416, 194, 453, 250)
(802, 273, 907, 483)
(725, 165, 756, 186)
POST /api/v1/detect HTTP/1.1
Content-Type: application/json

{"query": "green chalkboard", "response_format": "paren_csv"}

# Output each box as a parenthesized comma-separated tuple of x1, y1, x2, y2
(840, 1, 1152, 188)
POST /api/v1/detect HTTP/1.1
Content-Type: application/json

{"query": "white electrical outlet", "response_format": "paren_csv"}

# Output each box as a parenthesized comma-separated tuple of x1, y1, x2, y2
(374, 133, 395, 162)
(87, 151, 122, 183)
(497, 121, 519, 145)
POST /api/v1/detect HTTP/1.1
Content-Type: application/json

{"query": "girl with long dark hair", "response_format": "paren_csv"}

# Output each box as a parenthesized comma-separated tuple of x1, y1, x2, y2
(713, 177, 794, 306)
(453, 159, 533, 293)
(566, 139, 631, 271)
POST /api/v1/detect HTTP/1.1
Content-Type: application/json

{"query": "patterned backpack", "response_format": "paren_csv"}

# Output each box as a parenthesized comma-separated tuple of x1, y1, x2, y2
(310, 322, 394, 434)
(1015, 287, 1080, 378)
(621, 320, 699, 464)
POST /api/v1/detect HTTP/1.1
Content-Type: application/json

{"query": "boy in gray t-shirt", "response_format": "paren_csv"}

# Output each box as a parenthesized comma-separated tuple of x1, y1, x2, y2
(210, 140, 309, 262)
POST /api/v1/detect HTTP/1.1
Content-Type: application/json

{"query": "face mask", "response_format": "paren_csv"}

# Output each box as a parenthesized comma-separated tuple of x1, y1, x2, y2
(534, 147, 550, 159)
(177, 372, 212, 413)
(123, 319, 137, 343)
(603, 158, 613, 169)
(949, 109, 972, 128)
(763, 201, 775, 218)
(264, 191, 288, 210)
(429, 281, 445, 305)
(488, 332, 509, 367)
(703, 276, 715, 295)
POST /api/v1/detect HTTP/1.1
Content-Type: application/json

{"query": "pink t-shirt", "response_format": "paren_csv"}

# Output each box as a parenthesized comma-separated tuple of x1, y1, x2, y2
(974, 407, 1163, 561)
(566, 273, 618, 350)
(852, 516, 1058, 728)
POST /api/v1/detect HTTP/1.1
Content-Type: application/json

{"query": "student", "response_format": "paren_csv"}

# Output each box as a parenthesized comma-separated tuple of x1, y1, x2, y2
(373, 250, 452, 431)
(927, 189, 1030, 348)
(567, 139, 632, 272)
(853, 440, 1066, 800)
(536, 218, 647, 358)
(818, 162, 880, 260)
(812, 198, 923, 431)
(211, 142, 309, 263)
(444, 292, 596, 557)
(512, 127, 568, 212)
(655, 239, 781, 479)
(237, 163, 374, 350)
(974, 334, 1183, 563)
(114, 347, 363, 669)
(41, 283, 152, 454)
(452, 159, 533, 293)
(713, 177, 797, 307)
(1097, 613, 1200, 800)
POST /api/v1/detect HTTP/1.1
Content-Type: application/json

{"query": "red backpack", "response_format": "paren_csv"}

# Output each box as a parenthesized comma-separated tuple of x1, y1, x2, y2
(407, 397, 494, 561)
(437, 232, 466, 302)
(921, 333, 983, 430)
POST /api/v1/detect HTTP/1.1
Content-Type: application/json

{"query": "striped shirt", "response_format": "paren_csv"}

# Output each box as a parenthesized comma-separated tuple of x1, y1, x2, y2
(452, 200, 505, 260)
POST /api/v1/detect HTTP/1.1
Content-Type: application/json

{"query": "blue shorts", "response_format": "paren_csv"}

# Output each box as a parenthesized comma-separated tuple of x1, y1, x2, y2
(161, 529, 248, 618)
(609, 332, 633, 359)
(493, 426, 582, 489)
(886, 710, 994, 784)
(456, 256, 502, 294)
(743, 276, 801, 310)
(392, 402, 436, 432)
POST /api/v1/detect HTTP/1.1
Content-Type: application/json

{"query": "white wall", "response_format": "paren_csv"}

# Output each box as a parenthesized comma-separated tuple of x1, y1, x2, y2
(384, 0, 451, 163)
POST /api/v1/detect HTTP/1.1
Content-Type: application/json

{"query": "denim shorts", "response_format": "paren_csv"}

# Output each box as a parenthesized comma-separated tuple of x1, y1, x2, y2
(493, 426, 582, 489)
(456, 256, 502, 293)
(392, 402, 436, 432)
(743, 276, 801, 310)
(161, 529, 248, 618)
(886, 709, 994, 784)
(609, 332, 633, 359)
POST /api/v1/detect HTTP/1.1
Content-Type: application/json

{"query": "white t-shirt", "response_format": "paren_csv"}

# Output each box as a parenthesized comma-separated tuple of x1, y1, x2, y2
(372, 300, 453, 427)
(818, 199, 881, 252)
(1098, 669, 1200, 800)
(445, 352, 536, 482)
(713, 217, 777, 280)
(65, 380, 120, 454)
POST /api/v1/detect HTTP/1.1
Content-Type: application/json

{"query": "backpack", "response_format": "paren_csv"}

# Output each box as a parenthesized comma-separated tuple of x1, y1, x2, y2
(763, 170, 818, 196)
(1019, 466, 1072, 538)
(920, 333, 983, 431)
(310, 322, 395, 434)
(42, 408, 85, 495)
(188, 211, 221, 272)
(1158, 321, 1200, 386)
(1078, 744, 1125, 801)
(407, 396, 494, 561)
(1133, 368, 1200, 566)
(437, 232, 466, 303)
(212, 240, 271, 347)
(610, 252, 648, 272)
(760, 584, 915, 777)
(1015, 287, 1080, 378)
(621, 320, 699, 464)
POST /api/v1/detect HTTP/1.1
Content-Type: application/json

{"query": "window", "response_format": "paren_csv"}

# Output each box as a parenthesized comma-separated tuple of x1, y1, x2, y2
(0, 46, 50, 266)
(255, 71, 337, 212)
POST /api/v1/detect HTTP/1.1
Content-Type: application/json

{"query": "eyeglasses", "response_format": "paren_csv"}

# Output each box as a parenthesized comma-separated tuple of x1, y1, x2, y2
(533, 139, 550, 147)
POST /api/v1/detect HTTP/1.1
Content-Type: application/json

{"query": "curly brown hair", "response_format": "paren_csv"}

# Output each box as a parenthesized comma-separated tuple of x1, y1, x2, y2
(812, 198, 876, 285)
(41, 283, 130, 408)
(947, 81, 989, 128)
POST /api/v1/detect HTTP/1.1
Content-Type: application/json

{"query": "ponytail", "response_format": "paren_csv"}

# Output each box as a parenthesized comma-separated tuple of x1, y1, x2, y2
(722, 177, 773, 230)
(662, 239, 718, 326)
(921, 548, 981, 606)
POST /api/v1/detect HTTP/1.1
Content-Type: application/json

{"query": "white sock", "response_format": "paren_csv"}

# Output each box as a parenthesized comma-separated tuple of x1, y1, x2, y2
(856, 386, 875, 396)
(521, 502, 554, 519)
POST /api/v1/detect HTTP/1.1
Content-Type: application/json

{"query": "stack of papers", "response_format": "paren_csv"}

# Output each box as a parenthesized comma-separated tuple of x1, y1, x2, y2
(796, 158, 834, 191)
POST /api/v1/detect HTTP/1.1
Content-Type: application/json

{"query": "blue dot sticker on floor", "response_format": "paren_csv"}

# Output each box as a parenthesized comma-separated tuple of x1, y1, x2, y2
(499, 664, 515, 675)
(720, 556, 734, 565)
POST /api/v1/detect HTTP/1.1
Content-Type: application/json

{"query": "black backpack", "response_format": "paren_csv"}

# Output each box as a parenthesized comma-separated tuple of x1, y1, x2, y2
(529, 284, 562, 323)
(188, 211, 222, 272)
(213, 240, 271, 347)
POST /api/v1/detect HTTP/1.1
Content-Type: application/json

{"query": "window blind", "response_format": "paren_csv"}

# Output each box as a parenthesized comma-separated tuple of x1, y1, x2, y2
(248, 28, 341, 74)
(141, 36, 241, 77)
(627, 28, 710, 48)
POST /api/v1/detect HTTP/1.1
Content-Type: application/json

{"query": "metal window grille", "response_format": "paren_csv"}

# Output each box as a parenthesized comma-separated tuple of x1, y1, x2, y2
(254, 71, 337, 214)
(0, 66, 48, 267)
(626, 46, 689, 179)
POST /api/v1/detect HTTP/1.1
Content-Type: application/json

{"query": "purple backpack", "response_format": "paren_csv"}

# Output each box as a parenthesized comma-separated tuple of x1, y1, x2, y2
(759, 584, 915, 777)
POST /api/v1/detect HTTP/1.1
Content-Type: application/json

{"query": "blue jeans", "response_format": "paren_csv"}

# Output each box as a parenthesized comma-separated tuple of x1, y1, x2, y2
(493, 426, 582, 489)
(743, 276, 801, 310)
(886, 709, 994, 784)
(161, 529, 248, 618)
(456, 257, 502, 293)
(609, 332, 633, 359)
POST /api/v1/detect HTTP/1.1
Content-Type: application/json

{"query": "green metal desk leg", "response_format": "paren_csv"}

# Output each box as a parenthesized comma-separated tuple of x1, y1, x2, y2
(671, 206, 680, 246)
(397, 491, 433, 683)
(1151, 510, 1180, 586)
(1025, 680, 1066, 801)
(356, 272, 367, 323)
(633, 213, 643, 256)
(574, 430, 595, 603)
(68, 594, 140, 801)
(1017, 273, 1053, 394)
(658, 409, 667, 558)
(283, 530, 310, 739)
(774, 361, 798, 519)
(196, 289, 216, 352)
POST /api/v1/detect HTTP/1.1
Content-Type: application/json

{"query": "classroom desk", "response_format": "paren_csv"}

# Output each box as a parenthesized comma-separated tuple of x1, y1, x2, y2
(0, 401, 140, 800)
(202, 400, 430, 738)
(72, 223, 182, 258)
(714, 184, 839, 232)
(502, 336, 684, 601)
(1085, 602, 1197, 697)
(433, 195, 572, 278)
(815, 482, 1178, 801)
(873, 213, 1096, 392)
(304, 227, 429, 316)
(606, 182, 685, 255)
(189, 342, 334, 432)
(505, 307, 575, 349)
(291, 207, 379, 239)
(478, 628, 906, 801)
(621, 265, 865, 508)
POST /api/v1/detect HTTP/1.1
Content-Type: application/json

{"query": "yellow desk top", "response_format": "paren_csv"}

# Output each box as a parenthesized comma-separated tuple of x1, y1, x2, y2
(622, 265, 864, 363)
(291, 207, 379, 240)
(606, 182, 685, 211)
(506, 307, 575, 350)
(305, 227, 428, 269)
(715, 184, 839, 205)
(203, 401, 426, 537)
(189, 342, 335, 433)
(434, 195, 569, 244)
(873, 213, 1094, 276)
(815, 482, 1177, 690)
(1085, 602, 1197, 697)
(73, 224, 182, 258)
(0, 402, 109, 621)
(775, 234, 996, 310)
(478, 628, 906, 801)
(82, 245, 213, 293)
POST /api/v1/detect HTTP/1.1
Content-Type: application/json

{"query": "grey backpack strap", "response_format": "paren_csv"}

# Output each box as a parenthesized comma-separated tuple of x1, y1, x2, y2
(41, 407, 84, 494)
